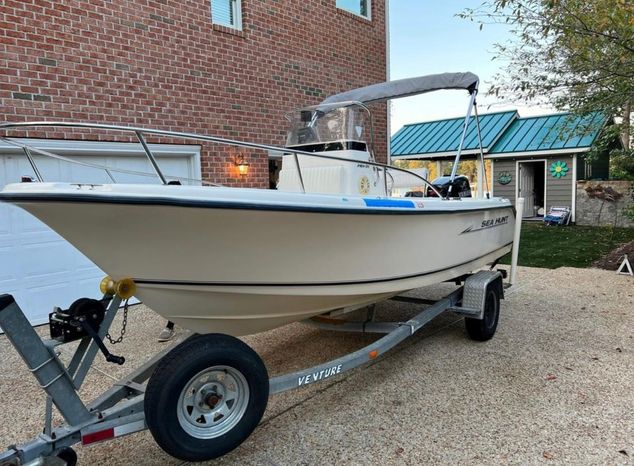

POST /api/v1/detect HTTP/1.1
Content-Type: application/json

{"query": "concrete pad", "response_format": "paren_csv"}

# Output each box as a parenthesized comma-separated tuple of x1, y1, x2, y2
(0, 266, 632, 465)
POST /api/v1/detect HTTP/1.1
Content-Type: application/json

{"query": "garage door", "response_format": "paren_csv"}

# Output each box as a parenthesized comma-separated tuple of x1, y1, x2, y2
(0, 139, 201, 326)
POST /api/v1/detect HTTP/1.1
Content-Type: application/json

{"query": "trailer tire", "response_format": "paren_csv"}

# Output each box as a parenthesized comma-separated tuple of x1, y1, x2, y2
(145, 333, 269, 462)
(465, 286, 500, 341)
(54, 447, 77, 466)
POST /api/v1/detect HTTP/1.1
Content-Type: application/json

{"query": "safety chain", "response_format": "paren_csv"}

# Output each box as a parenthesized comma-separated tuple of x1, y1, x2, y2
(106, 299, 129, 345)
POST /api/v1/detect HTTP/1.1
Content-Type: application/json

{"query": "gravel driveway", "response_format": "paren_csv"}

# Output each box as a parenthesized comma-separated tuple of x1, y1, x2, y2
(0, 265, 632, 465)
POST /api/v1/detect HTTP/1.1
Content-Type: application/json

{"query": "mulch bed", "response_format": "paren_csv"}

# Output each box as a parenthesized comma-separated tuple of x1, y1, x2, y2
(592, 239, 634, 270)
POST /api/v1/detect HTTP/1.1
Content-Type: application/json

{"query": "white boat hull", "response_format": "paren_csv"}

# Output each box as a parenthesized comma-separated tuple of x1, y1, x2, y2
(1, 183, 515, 335)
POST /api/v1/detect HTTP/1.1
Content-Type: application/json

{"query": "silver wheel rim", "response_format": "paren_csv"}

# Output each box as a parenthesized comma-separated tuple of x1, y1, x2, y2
(177, 365, 249, 439)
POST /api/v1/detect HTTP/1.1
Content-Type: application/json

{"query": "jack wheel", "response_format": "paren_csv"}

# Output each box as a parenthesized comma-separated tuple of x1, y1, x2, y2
(145, 334, 268, 462)
(465, 286, 500, 341)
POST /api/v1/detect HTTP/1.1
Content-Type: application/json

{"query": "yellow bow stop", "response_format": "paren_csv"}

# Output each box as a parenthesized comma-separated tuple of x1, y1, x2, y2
(100, 276, 136, 299)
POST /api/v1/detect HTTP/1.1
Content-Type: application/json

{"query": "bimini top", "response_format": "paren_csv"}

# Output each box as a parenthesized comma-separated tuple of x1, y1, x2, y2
(321, 72, 479, 106)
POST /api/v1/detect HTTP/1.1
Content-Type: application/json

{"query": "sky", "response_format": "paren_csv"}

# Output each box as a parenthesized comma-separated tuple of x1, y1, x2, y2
(388, 1, 555, 134)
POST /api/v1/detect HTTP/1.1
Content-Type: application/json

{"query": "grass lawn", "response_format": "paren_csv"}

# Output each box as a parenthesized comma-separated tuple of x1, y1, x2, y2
(499, 222, 634, 269)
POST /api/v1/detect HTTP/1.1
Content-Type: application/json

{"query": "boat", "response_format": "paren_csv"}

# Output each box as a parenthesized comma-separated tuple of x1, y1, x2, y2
(0, 72, 515, 336)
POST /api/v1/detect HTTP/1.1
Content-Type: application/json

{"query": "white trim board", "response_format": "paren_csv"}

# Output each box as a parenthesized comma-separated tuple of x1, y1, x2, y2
(486, 147, 589, 159)
(0, 138, 202, 182)
(490, 159, 494, 196)
(392, 149, 484, 160)
(0, 138, 201, 158)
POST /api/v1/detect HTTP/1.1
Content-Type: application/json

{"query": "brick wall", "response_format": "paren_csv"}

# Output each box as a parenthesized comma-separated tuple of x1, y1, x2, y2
(0, 0, 387, 187)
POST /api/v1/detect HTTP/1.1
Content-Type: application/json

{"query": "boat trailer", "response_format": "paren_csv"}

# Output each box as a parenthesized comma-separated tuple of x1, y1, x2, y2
(0, 269, 509, 465)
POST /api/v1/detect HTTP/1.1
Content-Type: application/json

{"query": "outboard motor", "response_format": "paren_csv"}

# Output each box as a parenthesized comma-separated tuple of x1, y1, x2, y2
(427, 175, 472, 198)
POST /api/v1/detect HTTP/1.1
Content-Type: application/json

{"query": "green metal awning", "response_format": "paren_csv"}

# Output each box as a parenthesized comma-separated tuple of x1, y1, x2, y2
(488, 112, 606, 156)
(390, 110, 518, 159)
(390, 110, 607, 160)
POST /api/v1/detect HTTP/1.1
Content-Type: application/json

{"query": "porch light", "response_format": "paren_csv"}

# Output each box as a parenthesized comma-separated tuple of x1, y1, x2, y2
(235, 155, 250, 176)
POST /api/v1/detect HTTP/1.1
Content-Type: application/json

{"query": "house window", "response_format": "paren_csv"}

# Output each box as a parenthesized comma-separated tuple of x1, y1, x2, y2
(211, 0, 242, 29)
(337, 0, 370, 19)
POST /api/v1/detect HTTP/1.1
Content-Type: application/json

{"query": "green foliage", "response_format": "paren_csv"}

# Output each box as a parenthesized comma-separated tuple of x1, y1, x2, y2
(394, 159, 439, 180)
(586, 124, 634, 179)
(396, 159, 494, 191)
(609, 149, 634, 181)
(499, 222, 634, 268)
(585, 123, 618, 163)
(459, 0, 634, 144)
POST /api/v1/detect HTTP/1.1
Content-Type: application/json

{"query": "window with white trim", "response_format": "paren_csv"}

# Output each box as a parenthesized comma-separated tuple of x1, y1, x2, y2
(337, 0, 370, 19)
(211, 0, 242, 29)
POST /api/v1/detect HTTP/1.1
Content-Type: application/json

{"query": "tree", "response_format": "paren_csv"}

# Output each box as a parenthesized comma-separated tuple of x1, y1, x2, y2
(459, 0, 634, 151)
(461, 0, 634, 219)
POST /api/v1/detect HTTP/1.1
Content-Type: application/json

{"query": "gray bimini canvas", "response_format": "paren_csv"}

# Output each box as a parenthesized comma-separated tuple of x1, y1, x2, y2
(320, 72, 479, 105)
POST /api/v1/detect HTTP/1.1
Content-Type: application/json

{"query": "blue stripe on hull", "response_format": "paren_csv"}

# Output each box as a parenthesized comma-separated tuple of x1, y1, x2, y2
(363, 198, 415, 208)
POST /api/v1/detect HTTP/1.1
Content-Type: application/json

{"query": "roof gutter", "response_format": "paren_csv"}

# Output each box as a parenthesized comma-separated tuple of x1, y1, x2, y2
(485, 147, 590, 159)
(391, 149, 487, 160)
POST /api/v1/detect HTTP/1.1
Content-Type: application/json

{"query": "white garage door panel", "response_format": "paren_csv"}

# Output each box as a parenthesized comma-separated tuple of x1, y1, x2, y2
(0, 247, 16, 283)
(0, 140, 201, 326)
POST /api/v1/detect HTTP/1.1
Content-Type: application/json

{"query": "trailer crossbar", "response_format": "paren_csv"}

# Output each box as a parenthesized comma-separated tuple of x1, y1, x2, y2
(269, 287, 462, 394)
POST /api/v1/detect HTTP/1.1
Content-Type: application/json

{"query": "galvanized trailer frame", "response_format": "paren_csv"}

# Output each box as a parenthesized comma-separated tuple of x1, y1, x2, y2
(0, 270, 505, 466)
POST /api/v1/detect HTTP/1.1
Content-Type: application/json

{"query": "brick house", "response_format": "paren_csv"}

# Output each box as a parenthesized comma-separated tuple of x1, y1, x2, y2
(0, 0, 388, 325)
(1, 0, 388, 186)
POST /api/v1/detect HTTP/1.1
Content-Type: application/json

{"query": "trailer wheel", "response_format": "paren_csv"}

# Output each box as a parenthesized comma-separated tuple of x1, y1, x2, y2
(465, 286, 500, 341)
(144, 334, 269, 462)
(54, 447, 77, 466)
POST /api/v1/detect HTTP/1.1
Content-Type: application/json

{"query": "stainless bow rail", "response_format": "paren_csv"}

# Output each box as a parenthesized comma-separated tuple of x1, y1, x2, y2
(0, 121, 442, 197)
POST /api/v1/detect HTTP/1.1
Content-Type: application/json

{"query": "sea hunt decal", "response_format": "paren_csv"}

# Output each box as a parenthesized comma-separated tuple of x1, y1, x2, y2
(297, 364, 342, 386)
(460, 215, 509, 234)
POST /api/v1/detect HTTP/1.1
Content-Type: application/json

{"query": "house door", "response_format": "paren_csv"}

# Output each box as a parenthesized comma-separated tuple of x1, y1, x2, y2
(518, 160, 546, 218)
(518, 162, 535, 217)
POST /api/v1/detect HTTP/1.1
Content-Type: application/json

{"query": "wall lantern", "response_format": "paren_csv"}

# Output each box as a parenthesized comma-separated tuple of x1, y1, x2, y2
(235, 155, 250, 176)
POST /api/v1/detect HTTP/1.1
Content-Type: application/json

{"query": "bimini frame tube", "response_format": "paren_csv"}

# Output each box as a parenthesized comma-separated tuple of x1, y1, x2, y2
(473, 102, 487, 199)
(449, 87, 478, 191)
